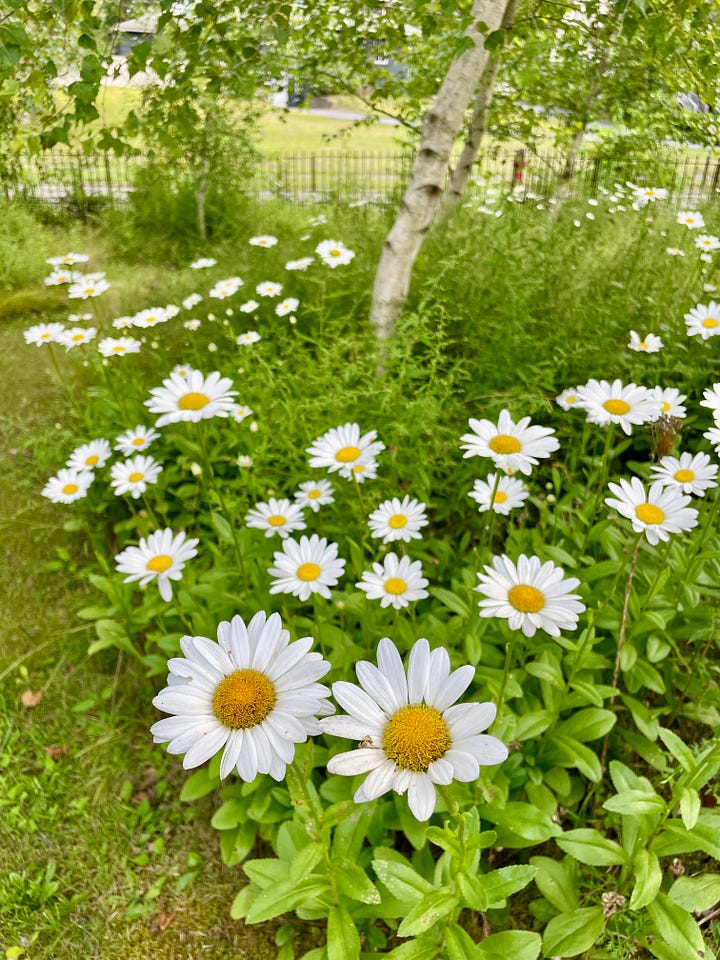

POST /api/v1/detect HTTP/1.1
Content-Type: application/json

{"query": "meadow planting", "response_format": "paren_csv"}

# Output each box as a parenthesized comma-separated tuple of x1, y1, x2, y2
(3, 179, 720, 959)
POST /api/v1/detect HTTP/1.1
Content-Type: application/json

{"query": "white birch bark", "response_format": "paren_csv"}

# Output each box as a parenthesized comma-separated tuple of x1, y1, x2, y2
(370, 0, 511, 340)
(442, 0, 522, 215)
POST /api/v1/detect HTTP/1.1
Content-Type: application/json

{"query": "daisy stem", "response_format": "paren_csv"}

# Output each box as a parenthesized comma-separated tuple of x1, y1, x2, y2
(194, 422, 245, 579)
(496, 632, 517, 724)
(352, 473, 366, 513)
(480, 473, 502, 559)
(581, 423, 615, 552)
(601, 532, 643, 773)
(46, 344, 83, 418)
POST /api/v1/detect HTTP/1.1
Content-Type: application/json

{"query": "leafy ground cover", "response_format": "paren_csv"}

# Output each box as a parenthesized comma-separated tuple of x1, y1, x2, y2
(1, 183, 719, 959)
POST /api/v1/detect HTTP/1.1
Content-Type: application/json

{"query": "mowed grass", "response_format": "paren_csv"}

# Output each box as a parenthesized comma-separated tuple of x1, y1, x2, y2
(0, 315, 302, 959)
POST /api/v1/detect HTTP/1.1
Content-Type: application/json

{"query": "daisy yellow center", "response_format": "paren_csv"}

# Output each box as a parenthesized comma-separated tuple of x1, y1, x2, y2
(84, 288, 95, 295)
(661, 402, 671, 412)
(212, 669, 276, 729)
(388, 513, 408, 529)
(72, 334, 85, 341)
(112, 345, 125, 353)
(297, 562, 321, 581)
(702, 317, 718, 328)
(147, 554, 173, 573)
(335, 445, 361, 463)
(353, 464, 365, 473)
(40, 332, 52, 339)
(384, 577, 407, 595)
(128, 472, 144, 482)
(674, 469, 694, 483)
(638, 341, 648, 349)
(635, 503, 665, 524)
(508, 584, 545, 613)
(489, 434, 521, 455)
(330, 249, 341, 257)
(494, 490, 508, 504)
(603, 399, 630, 415)
(85, 455, 99, 466)
(267, 514, 286, 527)
(132, 437, 145, 446)
(308, 489, 321, 499)
(179, 392, 209, 410)
(62, 483, 78, 495)
(566, 395, 576, 403)
(383, 705, 451, 773)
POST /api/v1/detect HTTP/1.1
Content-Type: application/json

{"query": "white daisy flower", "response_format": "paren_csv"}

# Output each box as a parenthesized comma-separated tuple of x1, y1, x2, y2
(294, 479, 334, 512)
(42, 467, 94, 504)
(47, 252, 89, 265)
(239, 300, 259, 313)
(556, 388, 584, 411)
(145, 370, 238, 428)
(316, 240, 355, 267)
(685, 302, 720, 340)
(249, 235, 278, 247)
(350, 458, 379, 483)
(189, 258, 217, 269)
(184, 319, 202, 332)
(67, 278, 110, 299)
(256, 282, 283, 297)
(704, 283, 718, 293)
(268, 534, 345, 601)
(110, 455, 163, 499)
(475, 554, 585, 638)
(66, 439, 111, 471)
(650, 452, 718, 497)
(356, 554, 429, 609)
(98, 337, 142, 357)
(695, 235, 720, 252)
(114, 425, 161, 456)
(460, 409, 559, 476)
(276, 297, 299, 317)
(307, 423, 385, 480)
(704, 425, 720, 452)
(628, 330, 663, 353)
(469, 474, 528, 515)
(666, 247, 686, 257)
(605, 478, 698, 545)
(700, 253, 713, 264)
(236, 331, 261, 345)
(319, 637, 508, 821)
(632, 185, 668, 204)
(367, 495, 428, 544)
(677, 211, 705, 229)
(182, 293, 202, 309)
(44, 268, 84, 286)
(112, 316, 134, 330)
(115, 528, 199, 601)
(245, 498, 306, 539)
(57, 327, 97, 350)
(231, 404, 253, 423)
(700, 384, 720, 418)
(132, 307, 170, 329)
(649, 387, 687, 419)
(165, 303, 180, 318)
(576, 379, 662, 434)
(209, 277, 243, 299)
(170, 364, 195, 379)
(24, 323, 65, 346)
(309, 214, 327, 226)
(150, 611, 332, 781)
(285, 258, 314, 271)
(68, 313, 92, 322)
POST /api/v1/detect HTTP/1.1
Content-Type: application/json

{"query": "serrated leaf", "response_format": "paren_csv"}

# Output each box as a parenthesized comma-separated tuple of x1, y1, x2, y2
(669, 875, 720, 913)
(245, 877, 329, 924)
(478, 864, 537, 905)
(542, 905, 605, 957)
(603, 788, 666, 817)
(658, 728, 696, 771)
(556, 708, 616, 742)
(397, 887, 458, 937)
(556, 829, 630, 866)
(629, 849, 662, 910)
(334, 859, 381, 904)
(531, 856, 579, 912)
(327, 904, 360, 960)
(679, 787, 701, 831)
(211, 798, 246, 831)
(180, 767, 218, 802)
(647, 893, 708, 960)
(372, 855, 433, 904)
(478, 930, 542, 960)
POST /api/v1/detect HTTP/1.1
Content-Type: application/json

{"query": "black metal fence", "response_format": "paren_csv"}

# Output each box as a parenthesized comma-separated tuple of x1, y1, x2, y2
(5, 148, 720, 211)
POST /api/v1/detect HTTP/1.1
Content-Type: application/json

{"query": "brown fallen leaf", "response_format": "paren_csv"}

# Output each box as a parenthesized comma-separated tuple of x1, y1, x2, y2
(45, 744, 70, 760)
(150, 907, 176, 933)
(21, 689, 43, 707)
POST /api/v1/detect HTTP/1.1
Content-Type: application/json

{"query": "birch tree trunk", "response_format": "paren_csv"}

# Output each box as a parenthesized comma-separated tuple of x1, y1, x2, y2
(370, 0, 511, 340)
(442, 0, 522, 215)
